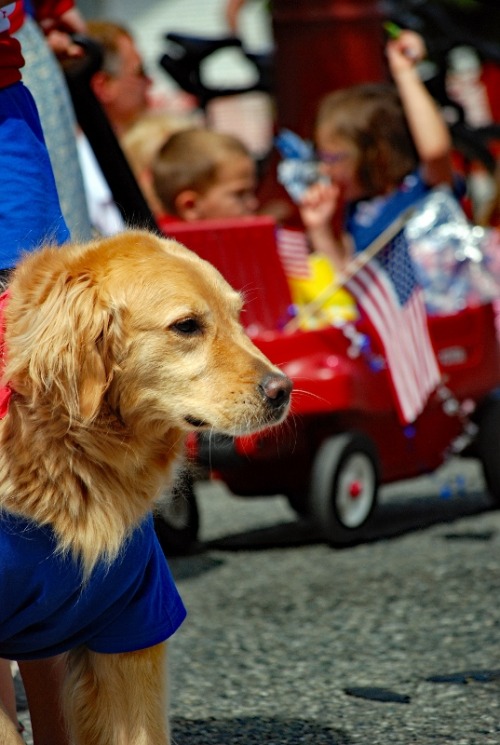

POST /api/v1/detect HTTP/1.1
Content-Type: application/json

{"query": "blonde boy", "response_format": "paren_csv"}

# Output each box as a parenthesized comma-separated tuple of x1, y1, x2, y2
(152, 128, 259, 224)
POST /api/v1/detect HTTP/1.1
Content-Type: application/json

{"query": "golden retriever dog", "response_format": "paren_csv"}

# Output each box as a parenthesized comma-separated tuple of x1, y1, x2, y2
(0, 230, 292, 745)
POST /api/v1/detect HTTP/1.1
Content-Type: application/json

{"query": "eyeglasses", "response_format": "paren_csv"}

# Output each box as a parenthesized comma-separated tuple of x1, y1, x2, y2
(316, 150, 352, 165)
(103, 59, 150, 80)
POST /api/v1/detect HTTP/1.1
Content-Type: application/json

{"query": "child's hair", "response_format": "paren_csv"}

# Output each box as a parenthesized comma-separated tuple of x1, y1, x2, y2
(315, 83, 419, 197)
(121, 112, 192, 178)
(152, 128, 252, 214)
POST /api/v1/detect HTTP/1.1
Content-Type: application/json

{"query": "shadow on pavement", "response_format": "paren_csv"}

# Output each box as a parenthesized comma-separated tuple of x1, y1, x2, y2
(425, 668, 500, 685)
(202, 490, 496, 552)
(171, 716, 351, 744)
(168, 554, 225, 580)
(204, 515, 323, 551)
(369, 489, 494, 539)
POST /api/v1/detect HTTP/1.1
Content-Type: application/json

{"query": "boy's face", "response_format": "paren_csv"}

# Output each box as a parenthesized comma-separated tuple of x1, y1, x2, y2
(193, 155, 259, 219)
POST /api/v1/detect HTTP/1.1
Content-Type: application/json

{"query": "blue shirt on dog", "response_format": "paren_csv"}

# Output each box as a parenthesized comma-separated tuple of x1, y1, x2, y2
(0, 512, 186, 660)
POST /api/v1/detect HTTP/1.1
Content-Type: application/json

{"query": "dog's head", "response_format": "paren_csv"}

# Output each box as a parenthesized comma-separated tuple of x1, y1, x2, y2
(4, 231, 292, 439)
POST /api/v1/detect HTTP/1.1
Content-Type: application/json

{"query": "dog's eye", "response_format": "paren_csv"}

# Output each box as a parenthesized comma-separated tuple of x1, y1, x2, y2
(171, 318, 202, 335)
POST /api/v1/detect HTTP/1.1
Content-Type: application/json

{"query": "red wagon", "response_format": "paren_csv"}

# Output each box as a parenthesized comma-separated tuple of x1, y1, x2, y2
(155, 216, 500, 551)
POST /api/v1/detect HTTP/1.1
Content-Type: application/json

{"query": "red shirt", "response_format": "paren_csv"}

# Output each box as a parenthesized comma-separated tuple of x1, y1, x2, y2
(0, 3, 24, 87)
(0, 0, 74, 88)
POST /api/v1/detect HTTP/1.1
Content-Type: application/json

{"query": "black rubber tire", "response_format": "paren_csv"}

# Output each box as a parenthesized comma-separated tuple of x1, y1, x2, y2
(309, 432, 379, 545)
(154, 473, 200, 555)
(286, 490, 311, 518)
(474, 397, 500, 505)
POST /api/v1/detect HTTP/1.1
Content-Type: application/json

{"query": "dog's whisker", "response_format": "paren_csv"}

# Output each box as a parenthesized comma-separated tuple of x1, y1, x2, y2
(291, 387, 330, 405)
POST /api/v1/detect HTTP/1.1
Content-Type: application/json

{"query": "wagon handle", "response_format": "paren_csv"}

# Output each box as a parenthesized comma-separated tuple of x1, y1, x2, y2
(284, 206, 416, 333)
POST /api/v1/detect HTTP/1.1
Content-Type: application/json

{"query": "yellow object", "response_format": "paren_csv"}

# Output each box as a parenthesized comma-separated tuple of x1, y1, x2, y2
(288, 254, 358, 329)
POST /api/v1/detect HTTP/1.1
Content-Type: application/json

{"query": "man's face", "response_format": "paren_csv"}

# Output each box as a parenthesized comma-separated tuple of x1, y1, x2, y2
(98, 34, 152, 133)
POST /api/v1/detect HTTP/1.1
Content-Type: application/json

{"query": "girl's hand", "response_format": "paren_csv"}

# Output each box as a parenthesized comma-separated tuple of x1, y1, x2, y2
(300, 182, 349, 269)
(386, 29, 426, 75)
(299, 181, 340, 231)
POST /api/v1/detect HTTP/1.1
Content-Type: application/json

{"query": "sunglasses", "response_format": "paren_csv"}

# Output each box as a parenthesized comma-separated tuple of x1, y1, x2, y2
(316, 150, 352, 165)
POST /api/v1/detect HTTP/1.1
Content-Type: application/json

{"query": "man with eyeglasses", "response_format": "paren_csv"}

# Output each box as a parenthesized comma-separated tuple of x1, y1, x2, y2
(85, 19, 152, 139)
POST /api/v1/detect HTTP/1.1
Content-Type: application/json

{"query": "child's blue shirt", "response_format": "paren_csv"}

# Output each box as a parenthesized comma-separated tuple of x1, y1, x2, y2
(346, 170, 466, 255)
(346, 171, 430, 254)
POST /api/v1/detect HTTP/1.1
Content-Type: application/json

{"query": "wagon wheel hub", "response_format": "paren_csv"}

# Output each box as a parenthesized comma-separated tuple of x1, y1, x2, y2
(348, 480, 363, 499)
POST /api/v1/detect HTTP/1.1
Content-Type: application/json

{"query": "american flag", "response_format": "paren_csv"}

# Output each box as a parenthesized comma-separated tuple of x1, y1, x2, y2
(346, 230, 441, 424)
(276, 228, 312, 280)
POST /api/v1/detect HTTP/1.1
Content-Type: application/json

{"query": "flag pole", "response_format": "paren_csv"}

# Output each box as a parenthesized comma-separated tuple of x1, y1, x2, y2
(284, 206, 416, 333)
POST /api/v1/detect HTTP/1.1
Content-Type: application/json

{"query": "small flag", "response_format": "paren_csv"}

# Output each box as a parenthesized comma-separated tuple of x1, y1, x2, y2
(276, 228, 312, 280)
(346, 230, 441, 424)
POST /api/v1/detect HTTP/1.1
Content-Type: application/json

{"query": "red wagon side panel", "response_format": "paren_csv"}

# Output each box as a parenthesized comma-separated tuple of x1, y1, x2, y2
(163, 216, 293, 334)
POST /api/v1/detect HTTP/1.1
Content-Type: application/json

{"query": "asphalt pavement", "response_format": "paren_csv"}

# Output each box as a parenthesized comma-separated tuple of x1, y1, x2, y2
(18, 457, 500, 744)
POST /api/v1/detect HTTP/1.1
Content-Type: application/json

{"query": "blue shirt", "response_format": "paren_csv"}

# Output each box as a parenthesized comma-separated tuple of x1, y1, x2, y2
(0, 513, 186, 660)
(0, 82, 70, 269)
(346, 171, 465, 254)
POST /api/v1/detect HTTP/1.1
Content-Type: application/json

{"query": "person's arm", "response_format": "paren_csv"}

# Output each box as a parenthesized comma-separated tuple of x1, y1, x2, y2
(224, 0, 247, 34)
(33, 0, 86, 59)
(386, 30, 454, 188)
(0, 660, 18, 734)
(19, 656, 69, 745)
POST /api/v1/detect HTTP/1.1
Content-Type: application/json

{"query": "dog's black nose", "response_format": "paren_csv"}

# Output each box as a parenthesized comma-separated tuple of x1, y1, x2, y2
(259, 373, 293, 409)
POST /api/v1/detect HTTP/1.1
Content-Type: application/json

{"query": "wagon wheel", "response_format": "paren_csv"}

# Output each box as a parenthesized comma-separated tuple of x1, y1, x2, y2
(473, 397, 500, 505)
(286, 490, 311, 518)
(309, 433, 379, 545)
(154, 472, 200, 555)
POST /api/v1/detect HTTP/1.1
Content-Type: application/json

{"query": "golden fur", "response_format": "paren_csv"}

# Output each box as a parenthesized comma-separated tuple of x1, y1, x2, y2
(0, 230, 292, 745)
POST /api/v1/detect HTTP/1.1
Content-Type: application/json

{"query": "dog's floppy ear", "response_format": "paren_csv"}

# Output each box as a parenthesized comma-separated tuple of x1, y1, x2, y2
(75, 307, 115, 422)
(6, 270, 117, 424)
